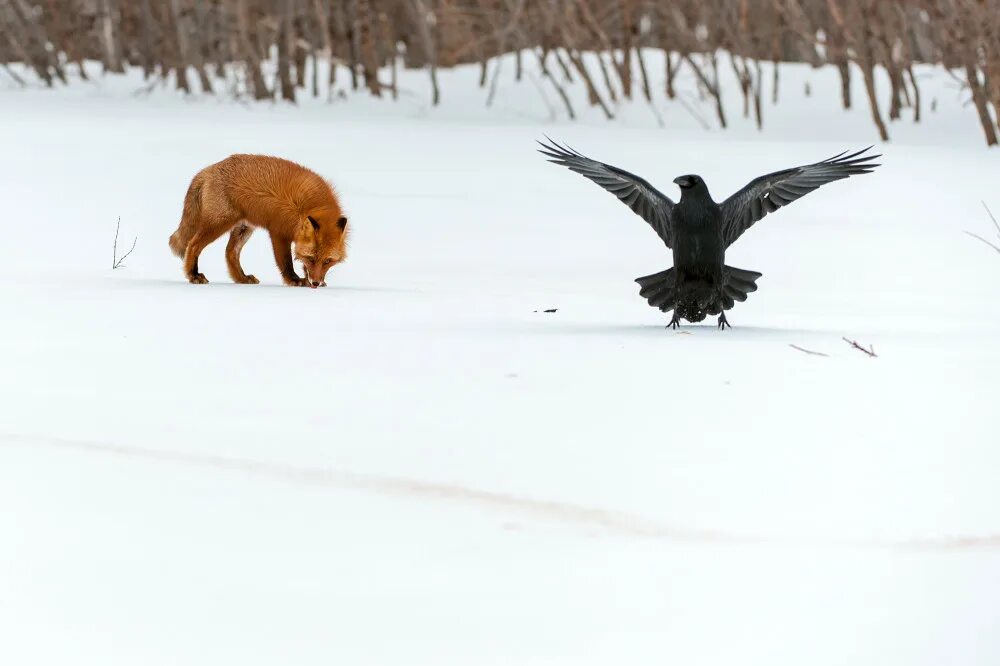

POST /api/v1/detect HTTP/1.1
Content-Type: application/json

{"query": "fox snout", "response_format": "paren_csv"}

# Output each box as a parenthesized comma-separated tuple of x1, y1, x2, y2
(294, 215, 348, 288)
(303, 262, 335, 288)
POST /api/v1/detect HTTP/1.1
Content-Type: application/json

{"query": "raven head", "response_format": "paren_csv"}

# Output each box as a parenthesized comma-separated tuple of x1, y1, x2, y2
(673, 174, 703, 190)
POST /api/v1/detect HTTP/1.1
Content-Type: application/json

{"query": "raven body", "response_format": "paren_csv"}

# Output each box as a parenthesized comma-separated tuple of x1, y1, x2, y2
(538, 139, 880, 328)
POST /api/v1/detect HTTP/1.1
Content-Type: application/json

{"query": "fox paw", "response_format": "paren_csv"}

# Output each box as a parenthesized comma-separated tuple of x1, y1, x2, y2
(287, 277, 310, 287)
(188, 273, 209, 284)
(240, 275, 259, 285)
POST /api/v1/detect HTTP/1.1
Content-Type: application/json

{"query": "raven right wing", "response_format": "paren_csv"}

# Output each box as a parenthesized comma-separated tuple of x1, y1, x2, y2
(719, 147, 881, 248)
(538, 137, 675, 247)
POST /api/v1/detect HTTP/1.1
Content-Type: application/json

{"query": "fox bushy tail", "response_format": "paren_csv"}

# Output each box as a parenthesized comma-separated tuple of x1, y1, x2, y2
(635, 265, 762, 312)
(168, 175, 204, 257)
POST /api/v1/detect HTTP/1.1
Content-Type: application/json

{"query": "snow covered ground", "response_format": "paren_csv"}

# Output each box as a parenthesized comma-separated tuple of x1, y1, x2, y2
(1, 54, 999, 665)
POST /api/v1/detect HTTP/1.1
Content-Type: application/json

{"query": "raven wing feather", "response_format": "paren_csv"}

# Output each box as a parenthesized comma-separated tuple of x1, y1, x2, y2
(537, 137, 675, 248)
(719, 147, 880, 247)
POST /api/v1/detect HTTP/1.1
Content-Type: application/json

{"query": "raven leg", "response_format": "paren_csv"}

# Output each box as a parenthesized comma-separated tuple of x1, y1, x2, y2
(667, 312, 682, 330)
(717, 312, 731, 330)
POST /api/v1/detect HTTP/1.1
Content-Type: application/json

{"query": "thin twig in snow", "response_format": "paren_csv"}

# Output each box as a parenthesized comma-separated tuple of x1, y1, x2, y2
(983, 201, 1000, 234)
(964, 232, 1000, 254)
(842, 337, 877, 358)
(113, 217, 138, 269)
(963, 202, 1000, 255)
(789, 344, 829, 357)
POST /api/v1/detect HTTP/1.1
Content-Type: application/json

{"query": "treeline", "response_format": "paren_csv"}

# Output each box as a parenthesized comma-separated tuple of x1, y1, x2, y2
(1, 1, 999, 145)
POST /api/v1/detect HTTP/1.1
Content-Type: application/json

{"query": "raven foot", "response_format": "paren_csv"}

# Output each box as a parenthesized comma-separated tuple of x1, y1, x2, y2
(667, 314, 682, 330)
(717, 312, 731, 330)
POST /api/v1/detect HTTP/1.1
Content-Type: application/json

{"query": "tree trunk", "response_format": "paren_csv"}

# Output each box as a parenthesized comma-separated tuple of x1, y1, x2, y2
(565, 48, 613, 118)
(380, 11, 397, 100)
(311, 0, 333, 95)
(100, 0, 125, 73)
(409, 0, 439, 105)
(905, 66, 920, 123)
(616, 0, 633, 99)
(277, 0, 297, 101)
(166, 0, 192, 92)
(635, 47, 652, 103)
(860, 59, 889, 141)
(837, 60, 851, 109)
(538, 48, 575, 119)
(966, 64, 998, 146)
(47, 0, 89, 79)
(665, 51, 677, 99)
(234, 0, 269, 99)
(138, 0, 156, 79)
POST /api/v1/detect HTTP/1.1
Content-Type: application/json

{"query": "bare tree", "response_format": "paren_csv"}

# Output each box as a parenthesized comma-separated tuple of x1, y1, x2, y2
(1, 0, 998, 146)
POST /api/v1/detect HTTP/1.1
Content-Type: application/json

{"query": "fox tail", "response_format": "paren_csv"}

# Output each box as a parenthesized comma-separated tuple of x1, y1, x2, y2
(168, 174, 204, 257)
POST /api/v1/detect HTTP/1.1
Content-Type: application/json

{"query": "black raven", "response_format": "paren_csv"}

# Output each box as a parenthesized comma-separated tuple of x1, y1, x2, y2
(537, 138, 880, 329)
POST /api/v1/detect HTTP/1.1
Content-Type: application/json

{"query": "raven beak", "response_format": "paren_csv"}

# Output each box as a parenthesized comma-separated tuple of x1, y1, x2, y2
(673, 176, 691, 188)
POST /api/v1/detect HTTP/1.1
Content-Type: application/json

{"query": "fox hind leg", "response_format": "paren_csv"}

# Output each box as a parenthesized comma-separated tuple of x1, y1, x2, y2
(226, 223, 258, 284)
(183, 234, 213, 284)
(183, 221, 233, 284)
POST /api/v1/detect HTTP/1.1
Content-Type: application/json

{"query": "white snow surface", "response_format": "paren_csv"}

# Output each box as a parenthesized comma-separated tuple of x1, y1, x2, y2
(1, 55, 999, 665)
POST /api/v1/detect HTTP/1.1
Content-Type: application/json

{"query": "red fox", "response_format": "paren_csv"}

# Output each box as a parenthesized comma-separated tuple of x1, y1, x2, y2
(169, 154, 349, 288)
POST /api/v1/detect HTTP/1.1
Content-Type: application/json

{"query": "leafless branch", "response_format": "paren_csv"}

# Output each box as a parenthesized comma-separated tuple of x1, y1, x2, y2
(789, 344, 829, 357)
(842, 337, 877, 358)
(113, 217, 137, 269)
(963, 202, 1000, 255)
(964, 231, 1000, 255)
(983, 202, 1000, 235)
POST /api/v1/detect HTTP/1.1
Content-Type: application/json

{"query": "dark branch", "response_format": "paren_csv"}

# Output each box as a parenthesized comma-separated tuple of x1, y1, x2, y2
(113, 217, 138, 269)
(789, 344, 829, 357)
(963, 203, 1000, 255)
(842, 337, 877, 358)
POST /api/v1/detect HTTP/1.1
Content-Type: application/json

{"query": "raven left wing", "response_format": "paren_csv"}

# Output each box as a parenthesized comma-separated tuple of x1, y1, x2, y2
(720, 147, 880, 248)
(537, 137, 676, 248)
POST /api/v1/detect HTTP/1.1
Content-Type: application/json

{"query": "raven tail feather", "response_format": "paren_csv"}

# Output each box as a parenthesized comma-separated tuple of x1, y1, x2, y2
(635, 265, 762, 314)
(635, 268, 677, 312)
(720, 265, 762, 309)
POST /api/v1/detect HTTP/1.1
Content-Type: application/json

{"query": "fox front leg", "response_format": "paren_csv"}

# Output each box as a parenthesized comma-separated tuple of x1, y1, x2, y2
(270, 234, 308, 287)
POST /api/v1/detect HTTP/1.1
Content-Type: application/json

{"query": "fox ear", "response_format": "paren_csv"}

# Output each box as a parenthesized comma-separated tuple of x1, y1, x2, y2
(307, 215, 320, 231)
(337, 216, 347, 230)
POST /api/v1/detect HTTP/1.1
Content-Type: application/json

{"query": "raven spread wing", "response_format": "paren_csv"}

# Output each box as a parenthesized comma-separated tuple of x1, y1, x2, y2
(537, 137, 676, 247)
(720, 147, 880, 247)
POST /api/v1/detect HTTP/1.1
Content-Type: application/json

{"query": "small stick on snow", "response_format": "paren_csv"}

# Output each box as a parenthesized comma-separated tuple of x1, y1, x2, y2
(963, 201, 1000, 255)
(983, 201, 1000, 233)
(113, 217, 138, 269)
(789, 344, 829, 357)
(842, 337, 877, 358)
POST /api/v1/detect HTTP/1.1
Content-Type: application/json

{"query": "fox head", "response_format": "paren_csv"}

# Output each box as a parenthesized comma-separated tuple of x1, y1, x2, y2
(294, 211, 349, 288)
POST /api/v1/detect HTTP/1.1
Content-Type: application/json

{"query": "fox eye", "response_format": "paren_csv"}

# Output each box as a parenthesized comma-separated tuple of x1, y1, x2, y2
(302, 256, 315, 263)
(323, 258, 334, 266)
